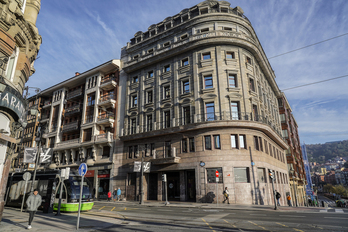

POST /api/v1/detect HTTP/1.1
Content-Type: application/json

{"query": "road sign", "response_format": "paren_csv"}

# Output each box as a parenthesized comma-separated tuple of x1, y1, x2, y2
(78, 163, 87, 176)
(215, 170, 219, 177)
(216, 177, 219, 182)
(23, 172, 31, 181)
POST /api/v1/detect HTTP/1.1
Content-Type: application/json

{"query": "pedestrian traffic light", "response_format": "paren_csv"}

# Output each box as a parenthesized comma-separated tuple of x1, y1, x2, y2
(162, 174, 167, 182)
(269, 169, 274, 179)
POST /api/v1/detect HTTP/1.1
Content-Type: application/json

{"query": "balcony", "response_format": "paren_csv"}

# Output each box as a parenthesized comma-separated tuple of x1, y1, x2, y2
(42, 100, 52, 108)
(40, 114, 50, 122)
(122, 112, 283, 141)
(66, 88, 83, 100)
(98, 94, 116, 108)
(56, 138, 80, 149)
(64, 105, 82, 116)
(97, 113, 114, 126)
(95, 132, 113, 144)
(62, 121, 80, 133)
(100, 76, 117, 90)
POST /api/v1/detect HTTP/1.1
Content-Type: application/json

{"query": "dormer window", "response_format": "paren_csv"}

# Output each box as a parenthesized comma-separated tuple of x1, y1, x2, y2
(181, 34, 188, 40)
(133, 55, 139, 60)
(201, 28, 209, 33)
(200, 8, 208, 14)
(163, 42, 170, 47)
(166, 23, 171, 30)
(148, 48, 154, 54)
(182, 15, 189, 22)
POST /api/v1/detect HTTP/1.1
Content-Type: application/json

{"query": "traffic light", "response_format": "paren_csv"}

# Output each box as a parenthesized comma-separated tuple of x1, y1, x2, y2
(162, 174, 167, 182)
(269, 169, 274, 179)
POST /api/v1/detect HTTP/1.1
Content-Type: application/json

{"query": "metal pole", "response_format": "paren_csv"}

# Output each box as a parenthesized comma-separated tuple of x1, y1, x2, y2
(271, 177, 277, 210)
(165, 179, 169, 205)
(20, 180, 28, 212)
(77, 175, 84, 230)
(216, 180, 218, 206)
(139, 156, 144, 205)
(30, 139, 41, 192)
(56, 174, 64, 215)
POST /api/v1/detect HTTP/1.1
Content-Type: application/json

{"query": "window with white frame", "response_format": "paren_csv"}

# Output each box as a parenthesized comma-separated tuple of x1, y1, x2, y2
(5, 47, 19, 81)
(239, 135, 246, 149)
(231, 135, 238, 148)
(231, 102, 240, 120)
(228, 74, 237, 88)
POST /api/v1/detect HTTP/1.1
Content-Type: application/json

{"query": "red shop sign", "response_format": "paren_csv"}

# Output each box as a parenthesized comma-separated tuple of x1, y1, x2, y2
(98, 174, 110, 178)
(85, 170, 95, 178)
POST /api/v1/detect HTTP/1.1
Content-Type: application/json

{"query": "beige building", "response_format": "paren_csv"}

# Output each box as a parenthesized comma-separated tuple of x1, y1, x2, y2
(0, 0, 42, 221)
(115, 0, 290, 205)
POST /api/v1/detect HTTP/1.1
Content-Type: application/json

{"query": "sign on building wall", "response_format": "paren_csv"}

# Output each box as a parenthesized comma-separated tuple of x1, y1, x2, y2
(0, 87, 27, 121)
(24, 147, 53, 163)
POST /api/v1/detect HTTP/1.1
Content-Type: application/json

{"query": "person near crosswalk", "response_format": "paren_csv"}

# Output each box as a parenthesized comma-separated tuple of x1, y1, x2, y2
(287, 195, 292, 206)
(275, 190, 281, 206)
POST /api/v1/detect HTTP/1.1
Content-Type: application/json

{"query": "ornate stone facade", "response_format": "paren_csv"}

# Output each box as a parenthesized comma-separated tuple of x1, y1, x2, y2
(115, 0, 290, 205)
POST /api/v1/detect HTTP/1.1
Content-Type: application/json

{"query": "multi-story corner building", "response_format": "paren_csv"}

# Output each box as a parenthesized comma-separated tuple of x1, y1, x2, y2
(116, 0, 290, 205)
(0, 0, 42, 221)
(14, 60, 120, 199)
(278, 93, 306, 206)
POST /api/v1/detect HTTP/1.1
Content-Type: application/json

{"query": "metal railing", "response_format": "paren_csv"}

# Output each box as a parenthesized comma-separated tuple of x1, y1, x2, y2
(98, 113, 115, 121)
(56, 138, 80, 147)
(62, 121, 80, 132)
(64, 104, 81, 115)
(101, 76, 116, 85)
(122, 111, 282, 138)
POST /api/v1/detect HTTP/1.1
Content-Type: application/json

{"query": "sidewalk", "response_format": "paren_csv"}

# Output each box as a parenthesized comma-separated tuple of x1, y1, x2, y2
(1, 207, 124, 232)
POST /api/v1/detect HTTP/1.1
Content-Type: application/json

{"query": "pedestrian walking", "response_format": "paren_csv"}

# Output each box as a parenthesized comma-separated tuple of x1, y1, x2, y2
(113, 188, 117, 202)
(275, 190, 281, 206)
(287, 195, 292, 207)
(117, 187, 121, 201)
(26, 189, 42, 230)
(107, 190, 112, 202)
(223, 187, 230, 204)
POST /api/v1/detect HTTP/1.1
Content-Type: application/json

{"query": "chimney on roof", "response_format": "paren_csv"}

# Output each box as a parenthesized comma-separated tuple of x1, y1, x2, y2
(75, 72, 80, 76)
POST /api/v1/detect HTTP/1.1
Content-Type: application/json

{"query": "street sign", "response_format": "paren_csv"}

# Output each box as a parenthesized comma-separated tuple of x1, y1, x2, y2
(215, 170, 219, 177)
(23, 172, 31, 181)
(134, 161, 151, 173)
(78, 163, 87, 176)
(216, 177, 219, 182)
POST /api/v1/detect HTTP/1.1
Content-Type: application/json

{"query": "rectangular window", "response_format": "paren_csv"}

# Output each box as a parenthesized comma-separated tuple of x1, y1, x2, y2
(147, 90, 153, 103)
(164, 65, 170, 72)
(265, 140, 268, 154)
(183, 80, 190, 94)
(128, 146, 133, 158)
(239, 135, 246, 149)
(231, 102, 240, 120)
(148, 71, 154, 78)
(202, 52, 211, 60)
(146, 114, 152, 131)
(205, 102, 215, 121)
(164, 111, 171, 128)
(254, 136, 259, 150)
(282, 129, 288, 138)
(231, 135, 238, 148)
(131, 95, 137, 107)
(249, 78, 255, 92)
(164, 86, 170, 98)
(280, 114, 286, 123)
(246, 56, 252, 65)
(253, 105, 258, 121)
(213, 135, 221, 149)
(183, 106, 191, 125)
(165, 141, 171, 157)
(204, 135, 211, 150)
(181, 34, 188, 40)
(150, 143, 155, 156)
(131, 118, 136, 134)
(259, 137, 263, 152)
(132, 76, 138, 83)
(204, 75, 213, 89)
(182, 58, 189, 66)
(228, 74, 236, 88)
(269, 144, 273, 157)
(201, 27, 209, 32)
(128, 173, 136, 185)
(226, 52, 235, 59)
(134, 145, 138, 157)
(189, 137, 195, 152)
(257, 168, 266, 183)
(207, 168, 223, 183)
(163, 42, 170, 47)
(234, 167, 250, 183)
(182, 139, 188, 153)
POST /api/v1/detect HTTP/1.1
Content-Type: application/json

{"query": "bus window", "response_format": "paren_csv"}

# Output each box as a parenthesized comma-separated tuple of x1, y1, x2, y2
(55, 182, 67, 199)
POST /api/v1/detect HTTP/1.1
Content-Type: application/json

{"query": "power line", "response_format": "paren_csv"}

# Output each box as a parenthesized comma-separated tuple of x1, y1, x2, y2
(268, 32, 348, 59)
(282, 74, 348, 91)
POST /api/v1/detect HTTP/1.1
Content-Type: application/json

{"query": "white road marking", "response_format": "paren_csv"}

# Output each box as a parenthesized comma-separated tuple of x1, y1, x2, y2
(319, 209, 327, 213)
(324, 217, 347, 219)
(158, 209, 173, 211)
(250, 214, 267, 216)
(279, 215, 306, 218)
(335, 209, 344, 213)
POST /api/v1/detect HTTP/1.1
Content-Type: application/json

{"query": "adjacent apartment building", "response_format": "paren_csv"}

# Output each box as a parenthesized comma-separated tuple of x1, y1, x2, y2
(116, 0, 290, 205)
(278, 93, 307, 206)
(13, 60, 120, 199)
(0, 0, 42, 221)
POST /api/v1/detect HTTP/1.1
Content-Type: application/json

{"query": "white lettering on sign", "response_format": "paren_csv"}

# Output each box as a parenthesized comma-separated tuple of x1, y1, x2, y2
(10, 96, 16, 108)
(2, 93, 9, 104)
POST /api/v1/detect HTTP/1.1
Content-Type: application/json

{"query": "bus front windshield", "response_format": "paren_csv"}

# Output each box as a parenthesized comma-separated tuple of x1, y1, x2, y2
(69, 176, 92, 199)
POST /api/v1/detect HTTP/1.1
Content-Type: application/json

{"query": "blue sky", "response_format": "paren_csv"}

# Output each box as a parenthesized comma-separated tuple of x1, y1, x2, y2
(27, 0, 348, 145)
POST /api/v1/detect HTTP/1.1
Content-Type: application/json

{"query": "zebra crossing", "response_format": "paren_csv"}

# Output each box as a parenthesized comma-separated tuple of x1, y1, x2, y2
(319, 208, 348, 213)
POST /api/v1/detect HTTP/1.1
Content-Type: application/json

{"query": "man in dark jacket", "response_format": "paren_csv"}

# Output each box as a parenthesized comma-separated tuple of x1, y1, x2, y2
(26, 189, 42, 229)
(275, 190, 281, 206)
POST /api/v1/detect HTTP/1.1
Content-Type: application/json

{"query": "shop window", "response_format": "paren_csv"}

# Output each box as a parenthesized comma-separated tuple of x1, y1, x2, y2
(234, 167, 250, 183)
(207, 167, 223, 183)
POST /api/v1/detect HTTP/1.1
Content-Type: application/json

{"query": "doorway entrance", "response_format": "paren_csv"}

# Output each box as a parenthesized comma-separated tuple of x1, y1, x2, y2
(148, 173, 158, 200)
(187, 170, 196, 201)
(167, 172, 180, 201)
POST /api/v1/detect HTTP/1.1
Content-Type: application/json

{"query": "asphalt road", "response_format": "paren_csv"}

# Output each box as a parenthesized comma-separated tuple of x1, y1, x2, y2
(83, 201, 348, 232)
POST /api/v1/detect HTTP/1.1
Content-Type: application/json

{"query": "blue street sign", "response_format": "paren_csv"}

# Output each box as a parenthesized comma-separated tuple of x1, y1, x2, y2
(78, 163, 87, 176)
